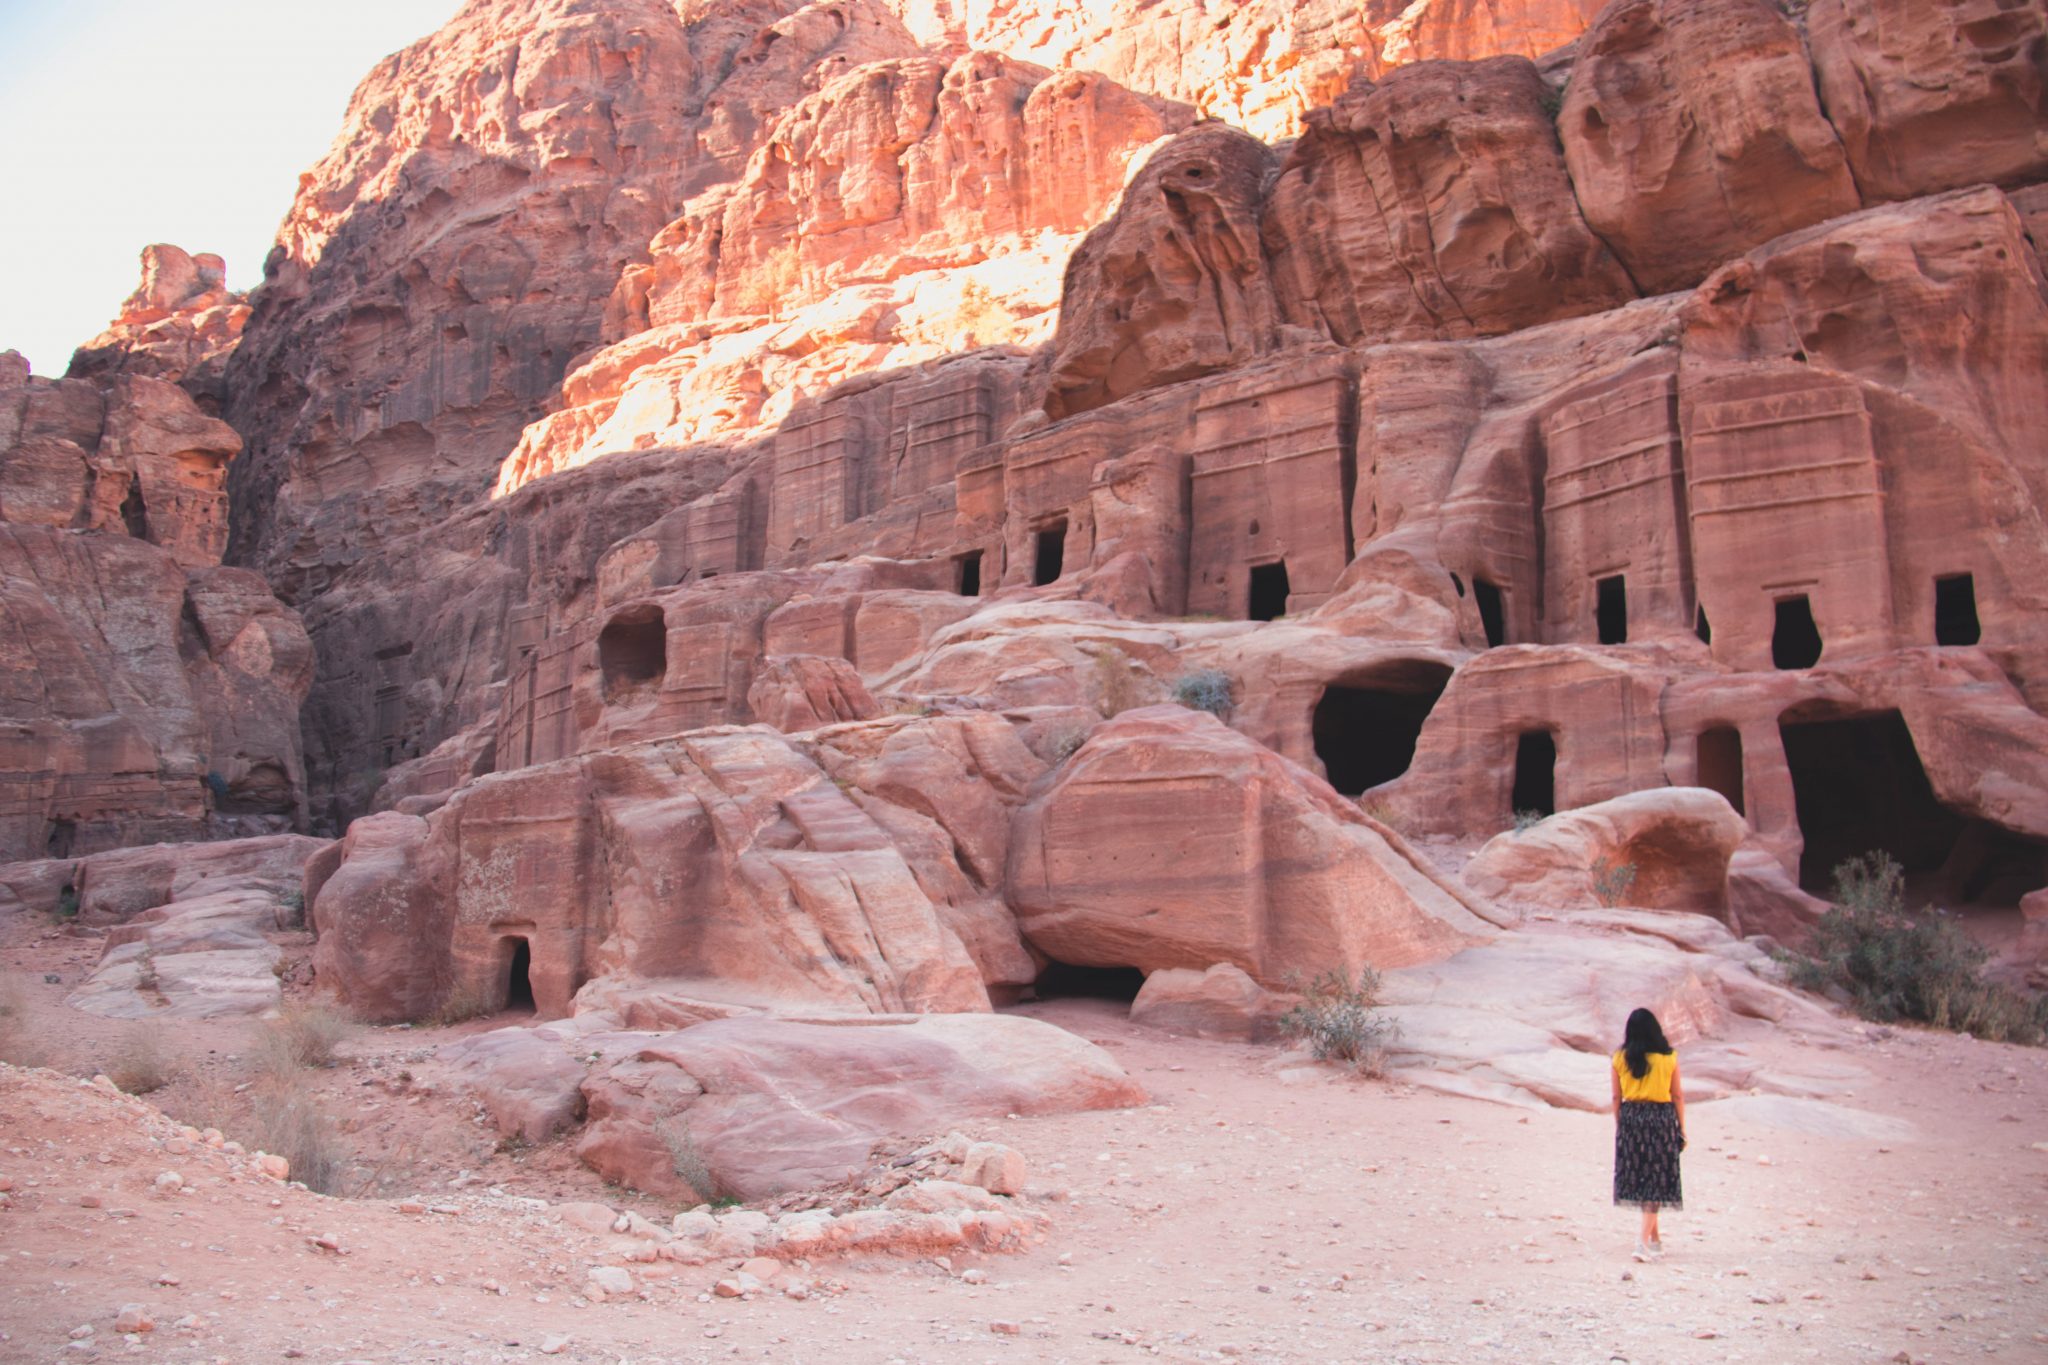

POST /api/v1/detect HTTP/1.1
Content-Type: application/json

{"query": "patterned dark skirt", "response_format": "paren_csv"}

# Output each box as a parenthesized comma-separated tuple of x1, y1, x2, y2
(1613, 1100, 1684, 1209)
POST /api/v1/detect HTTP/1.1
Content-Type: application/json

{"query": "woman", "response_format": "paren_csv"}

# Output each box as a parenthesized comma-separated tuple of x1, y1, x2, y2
(1611, 1006, 1685, 1260)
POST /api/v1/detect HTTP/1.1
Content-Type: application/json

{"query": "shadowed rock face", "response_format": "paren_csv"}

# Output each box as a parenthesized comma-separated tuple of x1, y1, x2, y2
(66, 245, 252, 411)
(0, 355, 312, 862)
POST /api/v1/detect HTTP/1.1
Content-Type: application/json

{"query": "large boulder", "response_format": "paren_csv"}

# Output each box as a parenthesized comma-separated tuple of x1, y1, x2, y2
(1041, 124, 1280, 419)
(572, 1013, 1147, 1199)
(1462, 788, 1747, 914)
(1129, 963, 1291, 1042)
(311, 721, 1035, 1023)
(1007, 706, 1494, 986)
(1807, 0, 2048, 203)
(1558, 0, 1860, 293)
(1265, 56, 1635, 345)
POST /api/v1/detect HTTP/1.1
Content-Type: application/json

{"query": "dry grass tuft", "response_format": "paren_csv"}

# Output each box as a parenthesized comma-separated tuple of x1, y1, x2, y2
(0, 970, 53, 1070)
(247, 1075, 348, 1194)
(252, 1002, 353, 1080)
(106, 1023, 173, 1094)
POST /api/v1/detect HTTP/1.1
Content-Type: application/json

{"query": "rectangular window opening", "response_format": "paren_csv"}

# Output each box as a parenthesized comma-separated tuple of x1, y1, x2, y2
(1595, 575, 1628, 645)
(1512, 730, 1557, 819)
(1033, 522, 1067, 587)
(1249, 561, 1291, 622)
(1772, 594, 1822, 669)
(1474, 578, 1506, 648)
(956, 550, 983, 598)
(1934, 573, 1980, 646)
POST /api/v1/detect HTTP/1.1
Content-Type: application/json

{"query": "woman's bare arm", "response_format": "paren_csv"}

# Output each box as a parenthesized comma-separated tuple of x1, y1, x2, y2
(1610, 1060, 1621, 1120)
(1671, 1060, 1686, 1141)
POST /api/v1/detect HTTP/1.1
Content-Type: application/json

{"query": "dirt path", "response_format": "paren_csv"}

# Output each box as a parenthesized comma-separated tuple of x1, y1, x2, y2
(4, 914, 2047, 1364)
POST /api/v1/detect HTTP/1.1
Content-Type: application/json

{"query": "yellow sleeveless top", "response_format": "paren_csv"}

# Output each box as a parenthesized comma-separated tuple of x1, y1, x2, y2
(1613, 1050, 1677, 1103)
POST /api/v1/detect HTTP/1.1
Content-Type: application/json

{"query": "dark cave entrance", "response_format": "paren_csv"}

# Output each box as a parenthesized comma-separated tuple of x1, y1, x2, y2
(598, 606, 667, 701)
(1512, 730, 1557, 818)
(1474, 578, 1506, 647)
(1779, 709, 2046, 903)
(1248, 561, 1291, 622)
(504, 937, 536, 1013)
(956, 550, 983, 597)
(1033, 960, 1145, 1003)
(1934, 574, 1980, 646)
(120, 482, 149, 541)
(1311, 663, 1453, 797)
(1695, 606, 1712, 645)
(1696, 726, 1745, 817)
(46, 817, 76, 859)
(1772, 595, 1823, 669)
(1596, 575, 1628, 645)
(1034, 521, 1067, 586)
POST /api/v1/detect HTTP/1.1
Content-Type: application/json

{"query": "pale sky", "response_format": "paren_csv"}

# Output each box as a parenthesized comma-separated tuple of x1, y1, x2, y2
(0, 0, 458, 376)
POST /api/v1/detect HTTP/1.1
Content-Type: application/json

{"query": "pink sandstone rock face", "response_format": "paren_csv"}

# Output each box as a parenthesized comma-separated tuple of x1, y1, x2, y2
(36, 0, 2048, 1110)
(0, 359, 312, 862)
(1007, 706, 1496, 986)
(1264, 56, 1636, 346)
(1041, 124, 1280, 420)
(571, 1013, 1145, 1199)
(312, 717, 1043, 1023)
(1128, 963, 1292, 1042)
(881, 0, 1610, 139)
(1806, 0, 2048, 203)
(1461, 788, 1747, 914)
(67, 245, 251, 408)
(1558, 0, 1862, 294)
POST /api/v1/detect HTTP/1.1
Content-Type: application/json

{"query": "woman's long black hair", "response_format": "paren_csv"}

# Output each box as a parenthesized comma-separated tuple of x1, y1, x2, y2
(1621, 1007, 1673, 1080)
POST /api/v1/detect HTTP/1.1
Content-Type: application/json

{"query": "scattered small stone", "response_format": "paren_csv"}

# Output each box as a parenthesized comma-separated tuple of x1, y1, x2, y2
(990, 1321, 1022, 1336)
(397, 1201, 426, 1215)
(539, 1335, 570, 1356)
(310, 1234, 344, 1254)
(152, 1172, 182, 1194)
(961, 1268, 990, 1286)
(68, 1327, 94, 1341)
(112, 1306, 152, 1334)
(586, 1266, 634, 1301)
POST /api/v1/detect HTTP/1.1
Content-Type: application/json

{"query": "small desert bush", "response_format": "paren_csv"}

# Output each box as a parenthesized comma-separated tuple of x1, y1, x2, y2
(1279, 967, 1398, 1076)
(0, 970, 51, 1069)
(1512, 808, 1548, 832)
(106, 1023, 173, 1095)
(276, 889, 306, 931)
(1785, 851, 2048, 1045)
(657, 1116, 725, 1205)
(253, 1002, 352, 1077)
(1044, 723, 1091, 764)
(1171, 669, 1232, 716)
(249, 1077, 347, 1194)
(1591, 857, 1639, 908)
(55, 885, 80, 919)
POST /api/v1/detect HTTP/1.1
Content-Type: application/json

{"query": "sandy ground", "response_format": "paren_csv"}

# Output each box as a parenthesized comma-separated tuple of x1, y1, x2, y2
(3, 913, 2047, 1365)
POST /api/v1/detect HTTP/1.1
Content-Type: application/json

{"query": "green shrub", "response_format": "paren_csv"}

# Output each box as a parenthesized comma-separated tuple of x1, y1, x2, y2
(1786, 851, 2048, 1045)
(1512, 809, 1548, 833)
(55, 885, 80, 919)
(1171, 669, 1233, 716)
(1279, 968, 1397, 1076)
